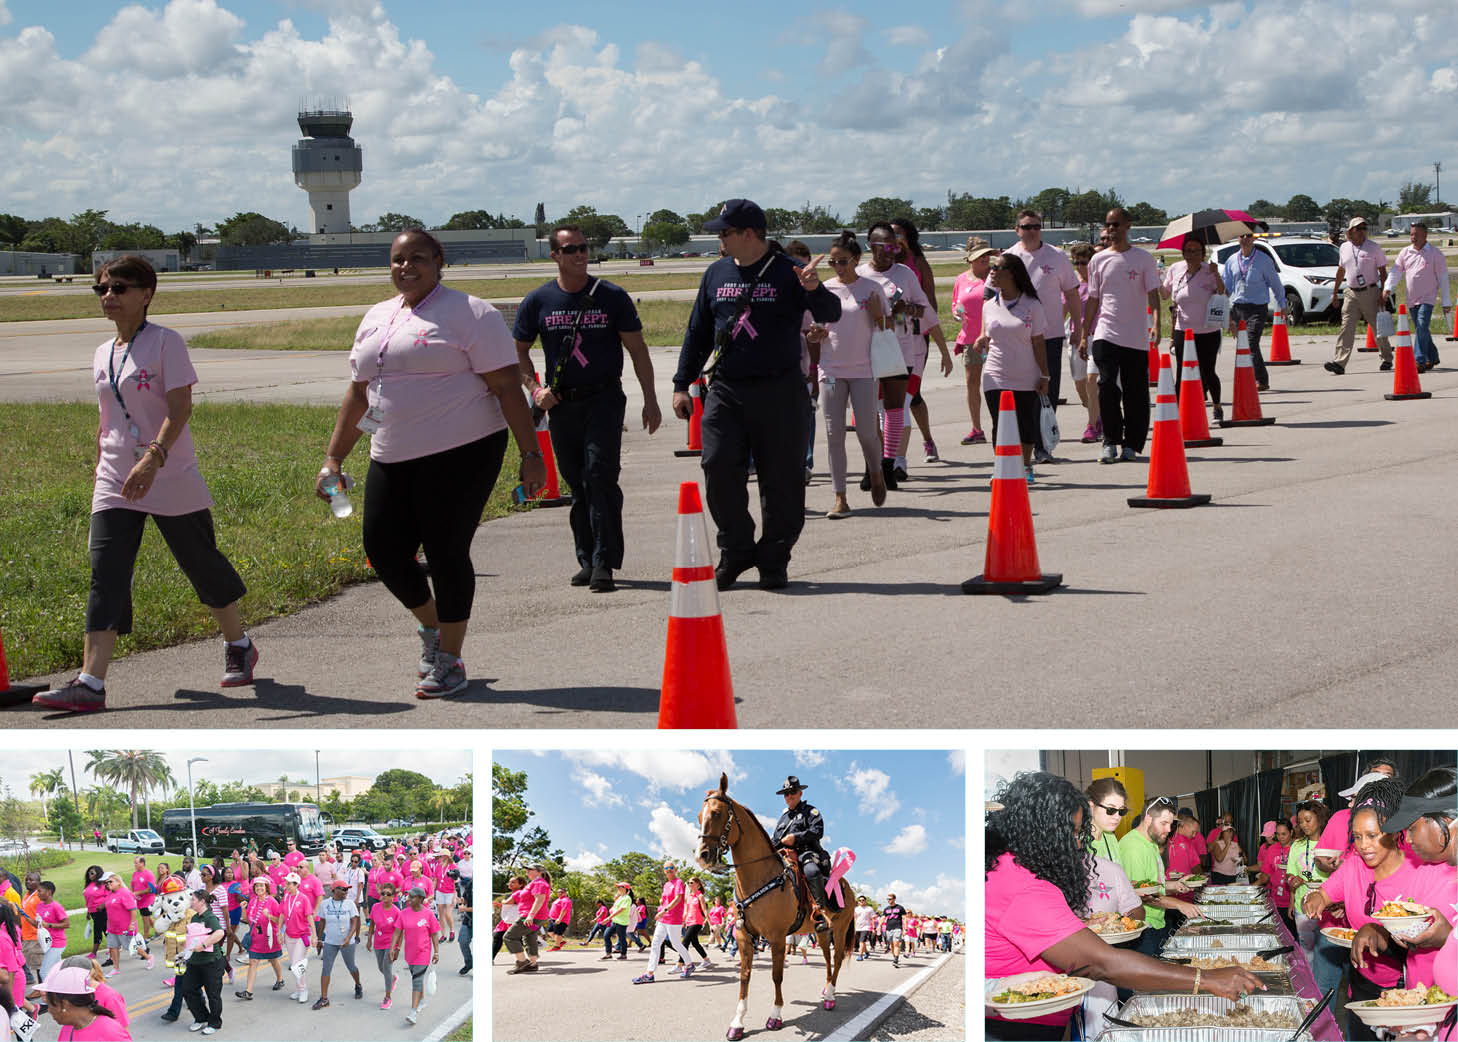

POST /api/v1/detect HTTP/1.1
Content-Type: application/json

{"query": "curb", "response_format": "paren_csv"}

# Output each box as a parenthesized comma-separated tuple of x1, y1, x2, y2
(821, 951, 956, 1042)
(422, 995, 473, 1042)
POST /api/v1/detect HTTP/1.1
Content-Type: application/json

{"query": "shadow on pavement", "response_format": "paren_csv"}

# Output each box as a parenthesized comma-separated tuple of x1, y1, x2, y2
(163, 678, 416, 719)
(1053, 587, 1145, 596)
(453, 681, 661, 713)
(1279, 419, 1394, 429)
(779, 580, 964, 597)
(1184, 456, 1296, 464)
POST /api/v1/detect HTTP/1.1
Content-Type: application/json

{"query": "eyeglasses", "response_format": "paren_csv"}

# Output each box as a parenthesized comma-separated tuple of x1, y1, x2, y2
(92, 282, 136, 296)
(829, 257, 853, 266)
(554, 243, 589, 255)
(871, 243, 898, 253)
(1095, 803, 1129, 817)
(1018, 224, 1042, 231)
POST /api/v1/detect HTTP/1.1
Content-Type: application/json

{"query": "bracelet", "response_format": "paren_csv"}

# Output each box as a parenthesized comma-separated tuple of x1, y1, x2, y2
(1192, 968, 1201, 995)
(325, 454, 342, 465)
(147, 441, 167, 466)
(521, 450, 543, 460)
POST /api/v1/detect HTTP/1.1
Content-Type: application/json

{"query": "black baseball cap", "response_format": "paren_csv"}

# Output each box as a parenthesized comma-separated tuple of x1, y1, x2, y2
(703, 199, 767, 233)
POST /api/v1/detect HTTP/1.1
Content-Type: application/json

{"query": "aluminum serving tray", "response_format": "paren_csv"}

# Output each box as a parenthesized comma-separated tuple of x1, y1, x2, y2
(1162, 932, 1281, 952)
(1101, 993, 1314, 1040)
(1096, 1030, 1311, 1041)
(1199, 886, 1264, 897)
(1176, 922, 1279, 936)
(1166, 950, 1292, 974)
(1193, 902, 1268, 916)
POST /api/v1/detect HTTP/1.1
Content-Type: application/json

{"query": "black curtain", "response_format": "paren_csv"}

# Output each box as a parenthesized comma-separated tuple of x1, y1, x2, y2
(1195, 788, 1219, 837)
(1257, 767, 1285, 833)
(1389, 750, 1457, 784)
(1320, 753, 1359, 812)
(1221, 776, 1261, 867)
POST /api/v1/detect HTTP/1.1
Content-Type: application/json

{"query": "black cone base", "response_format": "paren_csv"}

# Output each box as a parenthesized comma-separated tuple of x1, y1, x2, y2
(1, 682, 46, 708)
(673, 449, 703, 457)
(1128, 493, 1213, 509)
(537, 496, 573, 508)
(1385, 392, 1432, 400)
(1220, 417, 1276, 427)
(961, 573, 1063, 596)
(1357, 347, 1377, 352)
(1183, 437, 1224, 447)
(1267, 359, 1301, 366)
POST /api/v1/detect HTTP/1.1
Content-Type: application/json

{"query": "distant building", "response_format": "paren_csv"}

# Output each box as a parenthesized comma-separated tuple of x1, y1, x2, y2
(216, 227, 535, 271)
(1, 250, 79, 276)
(293, 108, 363, 235)
(1387, 211, 1457, 234)
(254, 775, 375, 800)
(93, 248, 181, 274)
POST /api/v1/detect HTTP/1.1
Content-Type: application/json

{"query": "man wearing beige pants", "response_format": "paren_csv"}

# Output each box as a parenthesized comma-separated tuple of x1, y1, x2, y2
(1326, 216, 1393, 375)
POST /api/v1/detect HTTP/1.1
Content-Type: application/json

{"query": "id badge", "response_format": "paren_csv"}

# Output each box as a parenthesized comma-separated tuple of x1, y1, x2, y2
(357, 405, 383, 434)
(129, 422, 145, 461)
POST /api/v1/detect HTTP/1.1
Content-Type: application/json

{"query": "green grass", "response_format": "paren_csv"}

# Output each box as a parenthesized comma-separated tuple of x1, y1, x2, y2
(0, 403, 523, 680)
(445, 1016, 473, 1042)
(189, 299, 697, 351)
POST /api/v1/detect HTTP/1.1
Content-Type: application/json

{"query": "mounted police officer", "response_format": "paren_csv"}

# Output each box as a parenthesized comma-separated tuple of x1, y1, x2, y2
(771, 776, 832, 931)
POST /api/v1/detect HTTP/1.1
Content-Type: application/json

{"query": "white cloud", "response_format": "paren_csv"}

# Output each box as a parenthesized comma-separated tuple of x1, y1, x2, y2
(568, 751, 739, 793)
(883, 824, 928, 856)
(883, 874, 966, 916)
(564, 848, 605, 873)
(886, 25, 929, 47)
(947, 751, 966, 775)
(570, 767, 623, 808)
(1433, 67, 1458, 93)
(794, 751, 825, 769)
(948, 835, 966, 849)
(755, 813, 779, 835)
(647, 802, 700, 864)
(847, 764, 901, 823)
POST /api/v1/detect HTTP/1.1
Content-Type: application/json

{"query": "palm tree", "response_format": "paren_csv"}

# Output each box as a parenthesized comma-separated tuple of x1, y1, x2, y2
(28, 768, 64, 819)
(87, 751, 171, 830)
(430, 788, 452, 824)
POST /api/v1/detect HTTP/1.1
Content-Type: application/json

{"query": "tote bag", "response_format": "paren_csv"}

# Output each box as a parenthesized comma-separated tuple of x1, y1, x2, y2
(1039, 395, 1060, 454)
(1204, 293, 1230, 329)
(869, 329, 905, 379)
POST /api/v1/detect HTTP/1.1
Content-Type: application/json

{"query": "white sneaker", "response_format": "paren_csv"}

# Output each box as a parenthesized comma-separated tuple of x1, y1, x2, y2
(406, 1009, 418, 1025)
(202, 1029, 218, 1037)
(297, 990, 309, 1004)
(189, 1023, 207, 1033)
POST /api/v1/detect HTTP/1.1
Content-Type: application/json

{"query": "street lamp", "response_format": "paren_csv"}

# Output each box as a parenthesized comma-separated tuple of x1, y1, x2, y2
(187, 757, 208, 858)
(315, 750, 322, 806)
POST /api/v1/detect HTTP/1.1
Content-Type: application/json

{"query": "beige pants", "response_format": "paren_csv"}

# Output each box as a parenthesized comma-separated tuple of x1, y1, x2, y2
(1335, 285, 1393, 367)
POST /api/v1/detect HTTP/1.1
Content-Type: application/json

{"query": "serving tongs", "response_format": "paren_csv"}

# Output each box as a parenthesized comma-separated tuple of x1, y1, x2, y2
(1286, 986, 1335, 1041)
(1165, 945, 1289, 964)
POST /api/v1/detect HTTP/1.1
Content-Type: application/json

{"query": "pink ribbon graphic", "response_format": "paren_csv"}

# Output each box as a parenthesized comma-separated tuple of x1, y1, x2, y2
(571, 331, 588, 368)
(825, 847, 855, 907)
(732, 310, 758, 340)
(134, 368, 151, 390)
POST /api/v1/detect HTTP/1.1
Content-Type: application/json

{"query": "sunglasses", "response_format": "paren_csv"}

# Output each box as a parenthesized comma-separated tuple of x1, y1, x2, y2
(871, 243, 898, 252)
(92, 282, 136, 296)
(555, 243, 589, 255)
(1018, 224, 1042, 231)
(988, 263, 1007, 272)
(830, 257, 853, 266)
(1095, 803, 1129, 817)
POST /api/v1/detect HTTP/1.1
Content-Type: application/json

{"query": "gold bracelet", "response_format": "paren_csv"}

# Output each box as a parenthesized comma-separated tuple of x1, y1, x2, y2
(1192, 967, 1201, 995)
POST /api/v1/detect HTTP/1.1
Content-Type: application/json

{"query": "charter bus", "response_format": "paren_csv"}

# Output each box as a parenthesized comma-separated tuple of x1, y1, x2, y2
(162, 802, 328, 858)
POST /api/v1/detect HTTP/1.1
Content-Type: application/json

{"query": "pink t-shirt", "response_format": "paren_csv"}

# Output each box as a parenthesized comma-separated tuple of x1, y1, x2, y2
(951, 272, 986, 347)
(299, 875, 322, 911)
(1320, 856, 1456, 988)
(315, 859, 339, 889)
(981, 292, 1048, 392)
(1164, 260, 1222, 335)
(548, 896, 572, 923)
(246, 895, 282, 952)
(1005, 241, 1079, 342)
(369, 902, 404, 950)
(130, 869, 156, 909)
(1435, 927, 1456, 1040)
(36, 899, 68, 948)
(433, 861, 456, 895)
(1259, 843, 1293, 907)
(1318, 810, 1351, 856)
(1088, 246, 1160, 350)
(57, 1013, 132, 1041)
(593, 906, 610, 925)
(1086, 856, 1141, 917)
(349, 286, 518, 463)
(84, 883, 108, 914)
(1339, 239, 1386, 289)
(399, 905, 440, 966)
(521, 877, 551, 922)
(1167, 833, 1203, 876)
(404, 874, 434, 899)
(103, 888, 137, 935)
(708, 905, 725, 926)
(91, 323, 211, 517)
(1210, 830, 1242, 875)
(368, 867, 402, 901)
(281, 891, 313, 939)
(819, 276, 887, 379)
(657, 878, 687, 927)
(93, 980, 129, 1030)
(856, 261, 937, 368)
(684, 893, 705, 927)
(986, 852, 1085, 1028)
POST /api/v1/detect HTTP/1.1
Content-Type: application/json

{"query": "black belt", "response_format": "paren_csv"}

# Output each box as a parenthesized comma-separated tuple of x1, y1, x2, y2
(555, 380, 620, 402)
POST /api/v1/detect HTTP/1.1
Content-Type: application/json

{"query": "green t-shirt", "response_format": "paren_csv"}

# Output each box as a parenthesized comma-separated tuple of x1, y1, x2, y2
(1118, 828, 1167, 929)
(184, 909, 224, 965)
(609, 894, 632, 926)
(1285, 837, 1330, 912)
(1088, 830, 1126, 872)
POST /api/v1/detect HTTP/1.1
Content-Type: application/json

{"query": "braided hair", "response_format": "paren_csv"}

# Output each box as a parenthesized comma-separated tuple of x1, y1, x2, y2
(986, 771, 1094, 917)
(1350, 776, 1408, 826)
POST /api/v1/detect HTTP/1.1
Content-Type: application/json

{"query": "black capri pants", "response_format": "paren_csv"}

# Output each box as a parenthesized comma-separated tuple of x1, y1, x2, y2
(362, 430, 508, 624)
(87, 508, 246, 633)
(1171, 329, 1222, 405)
(982, 388, 1040, 447)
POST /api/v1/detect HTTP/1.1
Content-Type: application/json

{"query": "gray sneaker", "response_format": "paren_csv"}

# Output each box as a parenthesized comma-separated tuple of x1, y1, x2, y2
(1099, 444, 1118, 464)
(416, 626, 440, 679)
(1120, 446, 1138, 462)
(32, 677, 106, 713)
(415, 656, 466, 699)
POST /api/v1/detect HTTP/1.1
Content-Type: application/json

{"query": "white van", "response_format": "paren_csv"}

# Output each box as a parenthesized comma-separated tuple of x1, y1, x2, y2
(1213, 236, 1340, 322)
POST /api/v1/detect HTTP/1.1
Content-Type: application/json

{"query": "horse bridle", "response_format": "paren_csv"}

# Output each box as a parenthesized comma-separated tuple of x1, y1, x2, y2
(700, 794, 780, 869)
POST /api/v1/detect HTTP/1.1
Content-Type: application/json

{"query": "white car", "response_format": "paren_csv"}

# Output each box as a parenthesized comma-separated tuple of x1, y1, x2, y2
(1212, 236, 1340, 323)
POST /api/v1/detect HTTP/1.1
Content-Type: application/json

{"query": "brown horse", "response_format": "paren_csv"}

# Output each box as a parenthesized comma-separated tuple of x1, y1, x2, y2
(695, 772, 855, 1041)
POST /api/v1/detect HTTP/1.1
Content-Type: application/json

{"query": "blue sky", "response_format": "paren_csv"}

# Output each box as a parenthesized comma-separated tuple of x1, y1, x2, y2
(493, 749, 967, 915)
(3, 0, 1455, 230)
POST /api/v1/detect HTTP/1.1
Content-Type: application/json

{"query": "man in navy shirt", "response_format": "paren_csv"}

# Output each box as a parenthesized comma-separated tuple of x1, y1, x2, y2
(516, 224, 663, 593)
(673, 199, 841, 590)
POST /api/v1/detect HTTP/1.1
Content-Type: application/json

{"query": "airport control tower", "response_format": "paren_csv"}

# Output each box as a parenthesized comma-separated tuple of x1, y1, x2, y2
(292, 108, 362, 234)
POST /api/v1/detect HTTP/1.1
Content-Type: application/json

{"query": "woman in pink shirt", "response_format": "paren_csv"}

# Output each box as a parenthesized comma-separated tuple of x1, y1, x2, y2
(37, 965, 131, 1041)
(953, 239, 996, 445)
(236, 878, 285, 1000)
(544, 889, 573, 952)
(1161, 239, 1228, 423)
(974, 254, 1050, 482)
(33, 254, 255, 713)
(432, 852, 458, 943)
(678, 877, 712, 969)
(34, 882, 68, 980)
(0, 903, 32, 1027)
(707, 898, 726, 948)
(491, 877, 524, 964)
(367, 882, 405, 1011)
(389, 888, 440, 1026)
(632, 863, 696, 984)
(99, 874, 140, 979)
(317, 229, 544, 699)
(280, 875, 315, 1003)
(1256, 820, 1296, 932)
(83, 866, 109, 963)
(818, 231, 891, 517)
(1210, 826, 1243, 884)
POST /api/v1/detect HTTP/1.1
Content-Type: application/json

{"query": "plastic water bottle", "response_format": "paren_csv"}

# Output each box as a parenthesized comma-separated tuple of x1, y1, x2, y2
(321, 473, 353, 519)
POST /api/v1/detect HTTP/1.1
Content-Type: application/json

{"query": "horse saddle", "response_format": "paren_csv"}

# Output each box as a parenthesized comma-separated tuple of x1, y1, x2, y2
(779, 850, 831, 933)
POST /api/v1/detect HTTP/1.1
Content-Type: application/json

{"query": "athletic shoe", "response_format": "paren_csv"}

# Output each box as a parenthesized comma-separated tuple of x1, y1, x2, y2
(296, 989, 309, 1003)
(417, 626, 440, 678)
(893, 956, 899, 968)
(271, 980, 287, 991)
(405, 1010, 418, 1025)
(1120, 446, 1138, 462)
(416, 657, 467, 699)
(881, 457, 899, 491)
(632, 972, 656, 984)
(804, 466, 813, 486)
(448, 933, 455, 943)
(354, 983, 363, 999)
(380, 997, 393, 1011)
(189, 1024, 206, 1033)
(1323, 361, 1344, 375)
(893, 460, 908, 482)
(859, 471, 872, 492)
(1025, 466, 1036, 485)
(220, 640, 258, 687)
(589, 567, 615, 593)
(201, 1029, 217, 1037)
(312, 997, 329, 1010)
(1033, 447, 1054, 465)
(680, 963, 695, 978)
(1380, 360, 1394, 371)
(1212, 406, 1224, 425)
(32, 677, 105, 713)
(965, 428, 987, 445)
(1099, 445, 1118, 464)
(923, 440, 939, 463)
(569, 564, 593, 587)
(1080, 424, 1098, 443)
(145, 956, 155, 970)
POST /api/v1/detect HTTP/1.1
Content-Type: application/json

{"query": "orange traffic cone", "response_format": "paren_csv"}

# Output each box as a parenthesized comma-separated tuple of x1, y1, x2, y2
(0, 626, 45, 708)
(1129, 356, 1212, 509)
(659, 482, 736, 728)
(961, 391, 1062, 595)
(1147, 308, 1160, 386)
(1176, 329, 1222, 447)
(532, 372, 570, 507)
(1385, 305, 1431, 401)
(1267, 309, 1300, 365)
(674, 378, 706, 458)
(1221, 323, 1276, 427)
(1358, 323, 1377, 352)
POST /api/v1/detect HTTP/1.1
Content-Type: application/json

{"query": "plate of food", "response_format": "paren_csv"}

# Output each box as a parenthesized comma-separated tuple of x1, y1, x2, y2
(1371, 898, 1438, 939)
(1085, 911, 1146, 944)
(985, 972, 1096, 1020)
(1178, 874, 1207, 888)
(1130, 879, 1164, 895)
(1346, 985, 1458, 1029)
(1320, 926, 1357, 948)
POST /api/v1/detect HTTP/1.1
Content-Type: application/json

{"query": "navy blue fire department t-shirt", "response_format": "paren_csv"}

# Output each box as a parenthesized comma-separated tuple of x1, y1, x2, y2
(514, 278, 642, 389)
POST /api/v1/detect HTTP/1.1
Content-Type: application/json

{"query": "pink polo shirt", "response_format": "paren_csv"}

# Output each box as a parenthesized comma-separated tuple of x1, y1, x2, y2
(102, 888, 137, 936)
(1167, 833, 1203, 876)
(952, 272, 986, 347)
(656, 878, 686, 927)
(986, 852, 1085, 1028)
(1320, 856, 1456, 988)
(1088, 246, 1160, 350)
(1006, 241, 1079, 342)
(130, 869, 156, 910)
(349, 286, 518, 464)
(91, 323, 211, 517)
(1387, 243, 1452, 307)
(1339, 239, 1386, 290)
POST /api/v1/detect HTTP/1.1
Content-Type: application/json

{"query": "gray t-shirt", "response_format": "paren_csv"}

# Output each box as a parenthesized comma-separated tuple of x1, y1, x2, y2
(318, 896, 358, 946)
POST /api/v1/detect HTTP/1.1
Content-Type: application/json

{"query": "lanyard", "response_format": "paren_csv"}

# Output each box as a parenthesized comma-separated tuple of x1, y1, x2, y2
(108, 321, 148, 429)
(375, 284, 441, 385)
(546, 279, 600, 392)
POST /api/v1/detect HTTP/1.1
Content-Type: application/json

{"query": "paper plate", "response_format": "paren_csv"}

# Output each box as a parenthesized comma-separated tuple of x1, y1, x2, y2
(1372, 910, 1437, 940)
(1320, 926, 1356, 949)
(1134, 884, 1163, 895)
(985, 972, 1096, 1020)
(1091, 923, 1147, 945)
(1346, 997, 1458, 1029)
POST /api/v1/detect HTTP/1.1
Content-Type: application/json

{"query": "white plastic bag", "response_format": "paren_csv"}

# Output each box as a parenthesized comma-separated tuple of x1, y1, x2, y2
(35, 925, 50, 950)
(869, 329, 905, 379)
(424, 967, 438, 996)
(1204, 293, 1230, 329)
(1039, 395, 1061, 454)
(1375, 309, 1396, 339)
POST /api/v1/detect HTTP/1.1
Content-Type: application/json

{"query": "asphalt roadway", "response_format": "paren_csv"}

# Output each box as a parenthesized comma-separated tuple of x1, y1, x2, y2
(5, 309, 1458, 726)
(27, 944, 472, 1042)
(490, 942, 959, 1042)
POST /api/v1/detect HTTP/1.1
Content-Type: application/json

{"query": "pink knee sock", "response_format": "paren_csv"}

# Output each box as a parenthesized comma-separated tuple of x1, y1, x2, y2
(882, 405, 903, 460)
